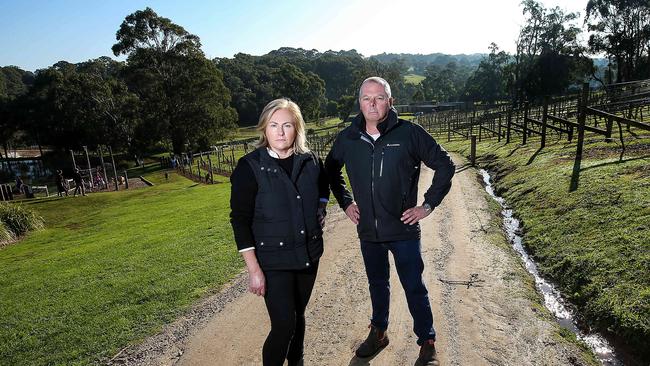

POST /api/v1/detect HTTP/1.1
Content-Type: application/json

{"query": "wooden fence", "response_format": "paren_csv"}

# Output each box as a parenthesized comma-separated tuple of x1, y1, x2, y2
(163, 123, 346, 183)
(416, 80, 650, 153)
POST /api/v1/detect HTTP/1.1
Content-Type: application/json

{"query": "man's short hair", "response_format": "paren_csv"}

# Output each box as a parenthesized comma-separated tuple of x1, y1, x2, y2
(359, 76, 392, 99)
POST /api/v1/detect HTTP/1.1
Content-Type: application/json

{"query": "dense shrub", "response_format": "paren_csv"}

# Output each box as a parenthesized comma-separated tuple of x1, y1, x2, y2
(0, 202, 44, 237)
(0, 220, 14, 244)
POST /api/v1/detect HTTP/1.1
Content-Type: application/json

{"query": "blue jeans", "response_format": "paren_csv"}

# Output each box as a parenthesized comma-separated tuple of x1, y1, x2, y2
(360, 239, 435, 345)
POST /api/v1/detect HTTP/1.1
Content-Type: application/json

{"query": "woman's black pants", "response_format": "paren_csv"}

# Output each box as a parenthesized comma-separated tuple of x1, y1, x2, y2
(262, 262, 319, 366)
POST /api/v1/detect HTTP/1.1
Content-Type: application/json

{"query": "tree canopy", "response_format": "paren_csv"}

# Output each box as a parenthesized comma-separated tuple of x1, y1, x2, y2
(3, 1, 649, 157)
(113, 7, 237, 154)
(586, 0, 650, 82)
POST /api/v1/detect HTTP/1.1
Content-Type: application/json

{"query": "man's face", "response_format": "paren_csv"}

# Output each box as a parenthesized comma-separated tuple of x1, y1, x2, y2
(359, 81, 393, 125)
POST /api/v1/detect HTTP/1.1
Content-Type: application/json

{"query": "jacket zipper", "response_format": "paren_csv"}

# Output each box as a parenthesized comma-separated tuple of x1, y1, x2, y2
(360, 134, 379, 238)
(379, 148, 385, 177)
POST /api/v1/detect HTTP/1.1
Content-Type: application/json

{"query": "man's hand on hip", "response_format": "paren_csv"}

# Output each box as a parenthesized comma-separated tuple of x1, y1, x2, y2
(401, 205, 432, 225)
(345, 202, 360, 225)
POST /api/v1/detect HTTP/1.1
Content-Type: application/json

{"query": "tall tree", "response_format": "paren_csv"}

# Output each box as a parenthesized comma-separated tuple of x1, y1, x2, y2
(19, 60, 140, 151)
(0, 66, 35, 160)
(421, 62, 472, 102)
(216, 53, 325, 126)
(113, 7, 237, 153)
(463, 43, 511, 103)
(514, 0, 593, 101)
(585, 0, 650, 82)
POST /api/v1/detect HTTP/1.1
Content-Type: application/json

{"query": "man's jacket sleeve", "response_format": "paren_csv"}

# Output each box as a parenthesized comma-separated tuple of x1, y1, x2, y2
(325, 134, 354, 210)
(412, 124, 455, 208)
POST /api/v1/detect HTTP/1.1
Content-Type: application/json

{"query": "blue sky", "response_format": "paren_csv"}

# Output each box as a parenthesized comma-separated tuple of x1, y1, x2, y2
(1, 0, 589, 71)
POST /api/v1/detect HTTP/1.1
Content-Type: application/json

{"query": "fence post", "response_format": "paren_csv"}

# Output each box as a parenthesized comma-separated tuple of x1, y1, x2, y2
(124, 170, 129, 189)
(108, 146, 118, 191)
(447, 118, 451, 142)
(470, 135, 477, 166)
(523, 102, 529, 145)
(98, 146, 109, 190)
(70, 149, 77, 170)
(506, 108, 512, 144)
(498, 114, 502, 142)
(83, 145, 93, 189)
(605, 116, 613, 141)
(576, 83, 589, 161)
(541, 96, 549, 148)
(197, 157, 202, 181)
(207, 154, 214, 184)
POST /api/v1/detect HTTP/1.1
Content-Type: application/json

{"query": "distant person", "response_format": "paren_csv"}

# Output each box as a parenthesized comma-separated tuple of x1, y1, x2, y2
(230, 98, 329, 366)
(55, 170, 68, 197)
(72, 168, 86, 197)
(325, 77, 455, 365)
(94, 170, 105, 189)
(23, 185, 34, 199)
(14, 176, 24, 194)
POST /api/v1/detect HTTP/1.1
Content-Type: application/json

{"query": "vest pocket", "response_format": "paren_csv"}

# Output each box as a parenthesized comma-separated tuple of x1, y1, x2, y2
(255, 236, 291, 269)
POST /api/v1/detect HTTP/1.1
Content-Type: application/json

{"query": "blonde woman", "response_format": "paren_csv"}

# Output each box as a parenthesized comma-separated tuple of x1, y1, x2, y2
(230, 98, 328, 366)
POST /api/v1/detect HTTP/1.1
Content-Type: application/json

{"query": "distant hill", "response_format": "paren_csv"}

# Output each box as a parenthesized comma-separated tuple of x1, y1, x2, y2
(370, 52, 486, 74)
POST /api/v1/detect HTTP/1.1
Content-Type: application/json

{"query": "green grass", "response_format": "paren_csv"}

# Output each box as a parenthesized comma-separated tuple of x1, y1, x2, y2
(0, 171, 243, 365)
(404, 73, 425, 85)
(475, 181, 599, 365)
(437, 130, 650, 363)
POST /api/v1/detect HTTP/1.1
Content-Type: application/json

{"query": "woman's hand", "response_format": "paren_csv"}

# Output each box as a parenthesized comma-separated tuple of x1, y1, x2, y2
(317, 203, 327, 228)
(241, 250, 265, 296)
(248, 268, 266, 297)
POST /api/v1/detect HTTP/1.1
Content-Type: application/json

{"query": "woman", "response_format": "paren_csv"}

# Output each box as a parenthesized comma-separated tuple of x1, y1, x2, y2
(55, 170, 67, 197)
(230, 98, 328, 366)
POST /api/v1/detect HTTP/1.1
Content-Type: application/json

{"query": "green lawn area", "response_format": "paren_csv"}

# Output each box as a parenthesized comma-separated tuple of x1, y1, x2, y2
(404, 73, 425, 85)
(437, 130, 650, 363)
(0, 171, 243, 365)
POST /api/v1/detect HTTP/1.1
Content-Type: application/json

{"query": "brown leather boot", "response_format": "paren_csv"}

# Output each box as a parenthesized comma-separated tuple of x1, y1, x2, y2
(416, 339, 440, 366)
(355, 324, 389, 358)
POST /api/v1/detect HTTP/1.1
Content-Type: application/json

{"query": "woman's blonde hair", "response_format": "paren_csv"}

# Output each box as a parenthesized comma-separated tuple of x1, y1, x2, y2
(255, 98, 310, 154)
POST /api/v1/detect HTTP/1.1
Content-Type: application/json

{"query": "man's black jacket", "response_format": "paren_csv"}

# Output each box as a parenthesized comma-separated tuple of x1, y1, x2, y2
(325, 108, 455, 242)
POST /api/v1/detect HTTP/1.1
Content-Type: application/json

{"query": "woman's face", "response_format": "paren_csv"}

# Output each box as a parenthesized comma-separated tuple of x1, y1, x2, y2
(265, 108, 296, 153)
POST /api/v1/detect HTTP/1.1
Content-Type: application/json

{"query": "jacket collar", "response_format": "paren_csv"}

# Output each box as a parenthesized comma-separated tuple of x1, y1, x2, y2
(257, 147, 314, 183)
(350, 107, 400, 138)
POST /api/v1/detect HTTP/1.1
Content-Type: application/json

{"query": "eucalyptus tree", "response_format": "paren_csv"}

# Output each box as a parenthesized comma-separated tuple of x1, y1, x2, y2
(463, 43, 511, 103)
(18, 60, 139, 152)
(586, 0, 650, 82)
(514, 0, 593, 102)
(113, 7, 237, 153)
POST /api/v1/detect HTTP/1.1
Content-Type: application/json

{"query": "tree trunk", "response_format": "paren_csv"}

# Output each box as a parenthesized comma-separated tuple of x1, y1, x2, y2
(171, 128, 186, 155)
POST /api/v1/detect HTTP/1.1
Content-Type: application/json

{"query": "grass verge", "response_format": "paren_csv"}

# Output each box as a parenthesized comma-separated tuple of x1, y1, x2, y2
(0, 171, 242, 365)
(437, 131, 649, 364)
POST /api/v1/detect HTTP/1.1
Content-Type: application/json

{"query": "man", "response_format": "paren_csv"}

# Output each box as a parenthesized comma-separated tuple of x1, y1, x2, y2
(72, 168, 86, 197)
(325, 77, 455, 365)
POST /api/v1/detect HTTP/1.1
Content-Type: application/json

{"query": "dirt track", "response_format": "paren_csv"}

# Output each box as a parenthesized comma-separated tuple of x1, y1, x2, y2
(111, 155, 594, 366)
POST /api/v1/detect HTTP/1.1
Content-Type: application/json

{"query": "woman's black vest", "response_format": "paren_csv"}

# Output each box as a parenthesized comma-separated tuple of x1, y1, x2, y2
(244, 148, 324, 271)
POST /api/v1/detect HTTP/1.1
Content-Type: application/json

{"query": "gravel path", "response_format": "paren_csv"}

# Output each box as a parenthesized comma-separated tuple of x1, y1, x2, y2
(107, 155, 594, 366)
